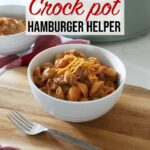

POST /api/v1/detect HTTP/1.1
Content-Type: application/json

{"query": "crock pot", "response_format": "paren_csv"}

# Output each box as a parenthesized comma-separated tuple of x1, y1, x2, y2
(68, 0, 150, 42)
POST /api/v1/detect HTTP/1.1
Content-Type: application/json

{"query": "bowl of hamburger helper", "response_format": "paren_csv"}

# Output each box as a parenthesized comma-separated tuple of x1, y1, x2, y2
(28, 44, 126, 122)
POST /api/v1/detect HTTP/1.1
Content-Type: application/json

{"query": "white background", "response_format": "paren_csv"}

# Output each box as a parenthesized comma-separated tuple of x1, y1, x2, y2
(26, 0, 124, 35)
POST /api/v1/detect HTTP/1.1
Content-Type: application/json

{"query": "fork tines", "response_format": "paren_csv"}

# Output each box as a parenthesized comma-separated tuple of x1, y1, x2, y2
(7, 110, 33, 133)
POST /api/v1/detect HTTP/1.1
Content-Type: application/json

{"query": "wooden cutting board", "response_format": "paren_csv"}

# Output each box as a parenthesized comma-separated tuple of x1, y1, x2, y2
(0, 67, 150, 150)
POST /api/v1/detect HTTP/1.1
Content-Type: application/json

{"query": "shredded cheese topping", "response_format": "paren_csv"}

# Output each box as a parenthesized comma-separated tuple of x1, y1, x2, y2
(56, 54, 103, 81)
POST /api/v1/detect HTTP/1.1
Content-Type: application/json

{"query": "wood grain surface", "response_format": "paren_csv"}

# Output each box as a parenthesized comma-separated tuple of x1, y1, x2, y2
(0, 67, 150, 150)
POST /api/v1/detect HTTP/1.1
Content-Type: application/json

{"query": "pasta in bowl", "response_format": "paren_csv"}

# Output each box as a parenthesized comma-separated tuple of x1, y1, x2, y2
(28, 44, 126, 122)
(33, 50, 118, 102)
(0, 5, 38, 55)
(0, 17, 25, 36)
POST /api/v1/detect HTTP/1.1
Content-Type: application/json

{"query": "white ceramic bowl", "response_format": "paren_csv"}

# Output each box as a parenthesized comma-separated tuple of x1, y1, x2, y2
(0, 5, 38, 55)
(28, 44, 126, 122)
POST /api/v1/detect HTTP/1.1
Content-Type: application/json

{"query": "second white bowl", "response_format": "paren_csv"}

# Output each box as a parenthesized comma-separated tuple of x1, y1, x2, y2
(0, 5, 38, 55)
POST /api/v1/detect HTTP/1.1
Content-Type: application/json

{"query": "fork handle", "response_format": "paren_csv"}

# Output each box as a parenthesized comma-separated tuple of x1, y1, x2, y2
(47, 129, 101, 150)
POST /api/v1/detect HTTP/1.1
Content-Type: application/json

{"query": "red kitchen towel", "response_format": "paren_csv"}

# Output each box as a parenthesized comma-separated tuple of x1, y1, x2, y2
(0, 35, 90, 75)
(0, 144, 20, 150)
(0, 146, 20, 150)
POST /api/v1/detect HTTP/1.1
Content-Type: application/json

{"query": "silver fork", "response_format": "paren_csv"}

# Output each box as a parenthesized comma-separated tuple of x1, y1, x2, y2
(7, 110, 101, 150)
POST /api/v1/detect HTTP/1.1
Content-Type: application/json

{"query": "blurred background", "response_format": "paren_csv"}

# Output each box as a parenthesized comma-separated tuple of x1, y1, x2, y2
(0, 0, 150, 89)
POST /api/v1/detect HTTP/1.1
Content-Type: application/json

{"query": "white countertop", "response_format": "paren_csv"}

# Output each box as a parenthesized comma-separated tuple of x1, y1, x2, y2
(1, 0, 150, 89)
(96, 33, 150, 89)
(0, 0, 25, 6)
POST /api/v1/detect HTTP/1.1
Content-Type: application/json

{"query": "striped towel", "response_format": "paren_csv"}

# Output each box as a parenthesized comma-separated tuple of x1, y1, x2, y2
(0, 35, 90, 75)
(0, 145, 20, 150)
